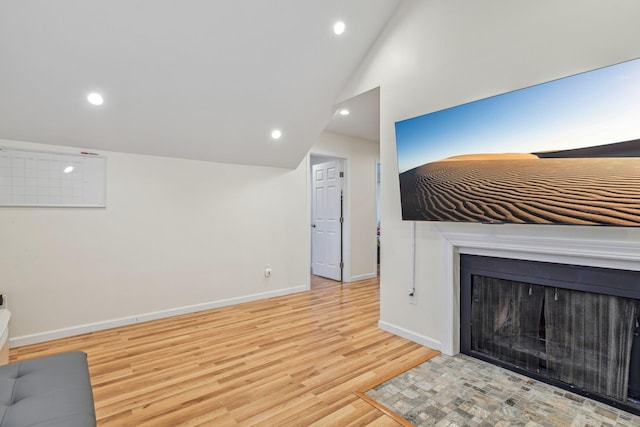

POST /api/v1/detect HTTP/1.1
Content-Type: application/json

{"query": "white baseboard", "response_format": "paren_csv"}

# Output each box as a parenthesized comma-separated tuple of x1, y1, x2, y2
(10, 286, 307, 348)
(378, 320, 443, 352)
(349, 272, 377, 282)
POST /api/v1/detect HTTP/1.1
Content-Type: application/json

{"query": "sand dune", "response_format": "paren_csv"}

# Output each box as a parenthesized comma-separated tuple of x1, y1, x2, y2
(441, 153, 539, 161)
(399, 157, 640, 225)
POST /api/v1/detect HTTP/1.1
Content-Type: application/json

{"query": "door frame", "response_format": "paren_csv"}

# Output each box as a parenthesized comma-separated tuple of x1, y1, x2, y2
(309, 154, 351, 282)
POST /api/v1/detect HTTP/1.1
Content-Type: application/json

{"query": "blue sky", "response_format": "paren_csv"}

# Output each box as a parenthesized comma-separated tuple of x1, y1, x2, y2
(396, 58, 640, 173)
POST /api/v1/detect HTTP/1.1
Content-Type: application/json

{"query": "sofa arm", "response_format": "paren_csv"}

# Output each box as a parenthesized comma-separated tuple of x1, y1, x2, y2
(0, 351, 96, 427)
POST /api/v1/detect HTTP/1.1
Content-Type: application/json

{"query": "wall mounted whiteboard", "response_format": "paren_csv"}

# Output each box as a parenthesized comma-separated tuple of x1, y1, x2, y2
(0, 148, 106, 207)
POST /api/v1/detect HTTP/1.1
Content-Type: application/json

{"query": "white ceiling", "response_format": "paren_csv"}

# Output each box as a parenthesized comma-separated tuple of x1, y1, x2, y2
(325, 87, 380, 143)
(0, 1, 394, 169)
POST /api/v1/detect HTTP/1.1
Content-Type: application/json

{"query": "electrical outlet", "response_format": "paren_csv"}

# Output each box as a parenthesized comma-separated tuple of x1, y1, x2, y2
(408, 289, 416, 305)
(264, 265, 272, 278)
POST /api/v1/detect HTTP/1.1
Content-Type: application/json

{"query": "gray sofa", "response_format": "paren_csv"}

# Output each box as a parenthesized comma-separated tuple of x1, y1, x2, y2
(0, 351, 96, 427)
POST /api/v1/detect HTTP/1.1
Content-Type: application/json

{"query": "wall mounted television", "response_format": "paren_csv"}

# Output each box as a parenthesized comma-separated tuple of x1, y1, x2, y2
(395, 57, 640, 226)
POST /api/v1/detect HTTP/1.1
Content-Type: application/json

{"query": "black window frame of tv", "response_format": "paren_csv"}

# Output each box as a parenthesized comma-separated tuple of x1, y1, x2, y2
(395, 57, 640, 227)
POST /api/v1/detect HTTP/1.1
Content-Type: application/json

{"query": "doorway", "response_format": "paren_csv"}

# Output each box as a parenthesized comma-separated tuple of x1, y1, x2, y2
(376, 162, 381, 266)
(310, 156, 344, 281)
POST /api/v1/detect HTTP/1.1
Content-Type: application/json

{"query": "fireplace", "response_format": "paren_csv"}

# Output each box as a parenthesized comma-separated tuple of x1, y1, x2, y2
(460, 254, 640, 414)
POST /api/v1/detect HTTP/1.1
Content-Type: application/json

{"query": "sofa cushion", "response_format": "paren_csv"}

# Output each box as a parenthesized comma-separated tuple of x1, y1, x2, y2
(0, 351, 96, 427)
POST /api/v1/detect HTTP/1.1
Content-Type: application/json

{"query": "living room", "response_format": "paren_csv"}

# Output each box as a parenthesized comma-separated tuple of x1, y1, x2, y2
(2, 1, 640, 425)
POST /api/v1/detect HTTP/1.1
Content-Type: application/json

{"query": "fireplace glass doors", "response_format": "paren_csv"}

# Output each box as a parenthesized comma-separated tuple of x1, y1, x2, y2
(460, 255, 640, 414)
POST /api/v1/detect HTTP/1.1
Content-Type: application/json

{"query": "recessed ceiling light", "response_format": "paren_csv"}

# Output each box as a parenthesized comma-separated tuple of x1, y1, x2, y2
(63, 165, 74, 174)
(339, 109, 350, 116)
(87, 92, 104, 106)
(333, 21, 346, 35)
(271, 129, 282, 140)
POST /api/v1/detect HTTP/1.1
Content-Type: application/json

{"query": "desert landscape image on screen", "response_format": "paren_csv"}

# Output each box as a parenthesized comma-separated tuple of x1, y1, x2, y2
(396, 57, 640, 226)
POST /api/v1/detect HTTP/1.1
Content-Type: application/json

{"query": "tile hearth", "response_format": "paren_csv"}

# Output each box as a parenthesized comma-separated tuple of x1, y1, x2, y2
(365, 353, 640, 426)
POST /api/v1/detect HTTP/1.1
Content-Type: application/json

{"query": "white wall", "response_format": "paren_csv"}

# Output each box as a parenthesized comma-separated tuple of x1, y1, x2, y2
(0, 139, 310, 345)
(338, 0, 640, 351)
(310, 131, 379, 281)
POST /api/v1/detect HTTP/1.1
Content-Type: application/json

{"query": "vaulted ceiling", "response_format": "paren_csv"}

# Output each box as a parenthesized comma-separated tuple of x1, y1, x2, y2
(0, 1, 395, 168)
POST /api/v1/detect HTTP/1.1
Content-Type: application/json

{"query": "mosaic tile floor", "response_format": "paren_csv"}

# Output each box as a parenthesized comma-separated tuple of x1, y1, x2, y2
(365, 354, 640, 427)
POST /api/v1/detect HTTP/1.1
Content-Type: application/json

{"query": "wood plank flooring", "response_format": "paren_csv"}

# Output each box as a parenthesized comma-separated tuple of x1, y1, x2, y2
(10, 275, 438, 426)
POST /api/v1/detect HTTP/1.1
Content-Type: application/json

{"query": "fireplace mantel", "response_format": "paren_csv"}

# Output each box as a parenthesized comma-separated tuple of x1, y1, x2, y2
(439, 231, 640, 356)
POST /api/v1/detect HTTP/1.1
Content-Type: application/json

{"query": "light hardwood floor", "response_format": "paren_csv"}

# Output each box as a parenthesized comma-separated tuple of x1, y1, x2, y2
(10, 275, 438, 426)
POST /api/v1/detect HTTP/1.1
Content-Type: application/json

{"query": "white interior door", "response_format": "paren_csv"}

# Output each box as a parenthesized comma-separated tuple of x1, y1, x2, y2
(311, 160, 342, 281)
